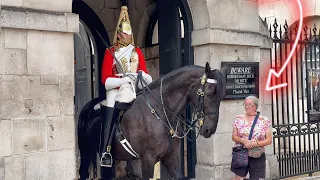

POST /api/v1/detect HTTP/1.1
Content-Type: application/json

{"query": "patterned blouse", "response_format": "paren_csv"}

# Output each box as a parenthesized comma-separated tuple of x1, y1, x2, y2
(232, 114, 271, 151)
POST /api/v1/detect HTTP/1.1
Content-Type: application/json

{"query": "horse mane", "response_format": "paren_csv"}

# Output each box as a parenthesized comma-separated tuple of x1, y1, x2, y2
(211, 69, 226, 100)
(148, 65, 203, 89)
(148, 65, 226, 100)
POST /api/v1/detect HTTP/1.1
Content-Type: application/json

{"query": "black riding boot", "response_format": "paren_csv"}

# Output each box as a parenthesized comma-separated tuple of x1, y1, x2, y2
(100, 106, 119, 167)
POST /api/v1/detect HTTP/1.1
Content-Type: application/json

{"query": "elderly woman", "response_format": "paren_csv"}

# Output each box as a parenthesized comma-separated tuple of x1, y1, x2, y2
(231, 96, 272, 180)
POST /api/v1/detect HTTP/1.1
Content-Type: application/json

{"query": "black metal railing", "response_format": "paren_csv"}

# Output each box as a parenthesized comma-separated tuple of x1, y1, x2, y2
(269, 18, 320, 178)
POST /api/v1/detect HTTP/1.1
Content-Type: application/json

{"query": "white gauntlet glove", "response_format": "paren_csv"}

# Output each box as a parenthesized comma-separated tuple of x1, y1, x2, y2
(137, 71, 153, 89)
(104, 76, 134, 91)
(142, 71, 152, 84)
(115, 76, 137, 103)
(121, 76, 134, 84)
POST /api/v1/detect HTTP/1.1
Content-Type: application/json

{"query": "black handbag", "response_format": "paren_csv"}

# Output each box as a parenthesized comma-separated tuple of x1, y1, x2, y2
(231, 112, 260, 169)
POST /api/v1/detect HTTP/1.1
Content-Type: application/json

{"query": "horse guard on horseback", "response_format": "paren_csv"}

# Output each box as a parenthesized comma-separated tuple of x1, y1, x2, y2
(77, 5, 228, 180)
(99, 6, 153, 167)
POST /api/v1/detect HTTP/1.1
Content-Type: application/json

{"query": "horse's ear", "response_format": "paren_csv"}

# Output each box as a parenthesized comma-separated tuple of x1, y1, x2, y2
(205, 62, 210, 74)
(220, 65, 228, 76)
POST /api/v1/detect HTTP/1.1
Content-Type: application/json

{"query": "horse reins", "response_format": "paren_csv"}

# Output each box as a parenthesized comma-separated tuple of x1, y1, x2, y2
(137, 72, 219, 140)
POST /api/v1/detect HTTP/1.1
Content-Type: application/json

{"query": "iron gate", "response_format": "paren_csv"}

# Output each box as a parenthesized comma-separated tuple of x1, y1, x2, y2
(270, 18, 320, 178)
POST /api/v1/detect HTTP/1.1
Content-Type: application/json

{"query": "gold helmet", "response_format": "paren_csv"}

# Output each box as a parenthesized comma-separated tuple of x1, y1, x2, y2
(113, 6, 134, 45)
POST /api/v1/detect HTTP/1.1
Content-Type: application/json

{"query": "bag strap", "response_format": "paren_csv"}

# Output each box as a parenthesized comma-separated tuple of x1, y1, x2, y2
(248, 112, 260, 140)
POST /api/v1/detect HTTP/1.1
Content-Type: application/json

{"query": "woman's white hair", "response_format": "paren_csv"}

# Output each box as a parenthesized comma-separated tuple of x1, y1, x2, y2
(245, 95, 259, 108)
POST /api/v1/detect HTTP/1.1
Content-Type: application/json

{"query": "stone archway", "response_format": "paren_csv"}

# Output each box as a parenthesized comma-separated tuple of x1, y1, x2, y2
(72, 0, 197, 179)
(188, 0, 210, 31)
(136, 2, 157, 48)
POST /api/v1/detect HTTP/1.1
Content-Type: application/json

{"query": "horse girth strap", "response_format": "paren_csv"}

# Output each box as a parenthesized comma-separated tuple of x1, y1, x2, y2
(105, 110, 140, 158)
(115, 121, 140, 158)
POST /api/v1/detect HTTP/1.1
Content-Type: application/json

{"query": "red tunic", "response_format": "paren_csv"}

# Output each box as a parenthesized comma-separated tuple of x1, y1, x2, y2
(101, 46, 148, 85)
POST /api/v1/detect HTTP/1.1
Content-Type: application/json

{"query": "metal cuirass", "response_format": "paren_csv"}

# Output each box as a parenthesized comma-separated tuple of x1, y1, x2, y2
(114, 45, 139, 74)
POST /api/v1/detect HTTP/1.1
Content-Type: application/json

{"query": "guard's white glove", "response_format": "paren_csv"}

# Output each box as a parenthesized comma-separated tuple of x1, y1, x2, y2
(141, 71, 152, 84)
(121, 76, 134, 84)
(137, 71, 153, 89)
(115, 81, 136, 103)
(105, 76, 134, 91)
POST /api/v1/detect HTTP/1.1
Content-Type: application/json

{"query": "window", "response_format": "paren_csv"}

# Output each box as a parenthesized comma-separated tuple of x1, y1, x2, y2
(303, 44, 320, 98)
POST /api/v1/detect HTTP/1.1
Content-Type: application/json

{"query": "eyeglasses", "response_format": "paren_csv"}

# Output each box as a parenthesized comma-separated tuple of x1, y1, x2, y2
(243, 103, 255, 108)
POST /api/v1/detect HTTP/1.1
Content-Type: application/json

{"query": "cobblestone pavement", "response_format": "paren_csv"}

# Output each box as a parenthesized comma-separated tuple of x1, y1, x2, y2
(282, 172, 320, 180)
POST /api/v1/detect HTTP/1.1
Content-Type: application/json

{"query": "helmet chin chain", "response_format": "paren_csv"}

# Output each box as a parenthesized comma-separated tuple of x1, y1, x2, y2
(118, 40, 130, 47)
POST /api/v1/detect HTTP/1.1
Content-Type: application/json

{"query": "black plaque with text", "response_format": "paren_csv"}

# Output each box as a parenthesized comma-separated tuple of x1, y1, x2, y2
(221, 62, 259, 99)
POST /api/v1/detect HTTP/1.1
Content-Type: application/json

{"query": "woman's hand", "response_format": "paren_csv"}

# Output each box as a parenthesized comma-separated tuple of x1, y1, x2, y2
(251, 139, 259, 147)
(241, 138, 254, 149)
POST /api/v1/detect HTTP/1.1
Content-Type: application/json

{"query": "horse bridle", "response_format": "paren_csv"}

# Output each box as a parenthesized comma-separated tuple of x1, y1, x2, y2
(191, 74, 219, 128)
(137, 71, 219, 139)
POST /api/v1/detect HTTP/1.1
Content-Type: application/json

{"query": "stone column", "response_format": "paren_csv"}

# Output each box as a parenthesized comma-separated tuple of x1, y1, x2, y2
(0, 1, 78, 179)
(188, 0, 279, 179)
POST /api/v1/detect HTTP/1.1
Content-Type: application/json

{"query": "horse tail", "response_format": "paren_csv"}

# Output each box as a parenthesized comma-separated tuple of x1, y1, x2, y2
(77, 97, 103, 179)
(77, 97, 103, 149)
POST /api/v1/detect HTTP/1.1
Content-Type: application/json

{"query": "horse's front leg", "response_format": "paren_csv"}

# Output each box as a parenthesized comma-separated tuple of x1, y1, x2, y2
(126, 159, 142, 179)
(115, 160, 127, 178)
(140, 153, 156, 180)
(161, 146, 185, 180)
(115, 160, 141, 179)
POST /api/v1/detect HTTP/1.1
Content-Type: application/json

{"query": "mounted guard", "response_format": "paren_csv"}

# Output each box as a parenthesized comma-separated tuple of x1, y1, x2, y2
(99, 6, 152, 167)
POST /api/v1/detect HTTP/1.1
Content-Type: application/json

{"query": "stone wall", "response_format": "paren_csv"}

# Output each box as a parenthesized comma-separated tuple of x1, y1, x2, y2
(143, 45, 160, 79)
(259, 0, 320, 27)
(188, 0, 279, 179)
(1, 0, 72, 12)
(0, 2, 78, 180)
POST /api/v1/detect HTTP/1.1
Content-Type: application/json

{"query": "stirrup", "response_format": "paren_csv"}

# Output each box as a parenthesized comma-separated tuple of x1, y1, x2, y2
(100, 152, 113, 167)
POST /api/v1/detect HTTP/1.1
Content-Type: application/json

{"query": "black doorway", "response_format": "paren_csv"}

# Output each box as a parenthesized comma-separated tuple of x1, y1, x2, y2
(146, 0, 195, 178)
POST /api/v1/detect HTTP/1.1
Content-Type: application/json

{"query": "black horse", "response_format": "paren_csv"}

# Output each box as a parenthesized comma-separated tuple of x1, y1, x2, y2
(78, 63, 227, 179)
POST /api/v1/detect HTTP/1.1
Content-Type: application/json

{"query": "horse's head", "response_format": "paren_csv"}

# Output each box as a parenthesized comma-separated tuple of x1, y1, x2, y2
(191, 62, 227, 138)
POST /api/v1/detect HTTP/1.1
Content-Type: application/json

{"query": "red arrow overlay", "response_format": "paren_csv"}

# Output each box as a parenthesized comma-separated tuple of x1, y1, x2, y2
(266, 0, 304, 91)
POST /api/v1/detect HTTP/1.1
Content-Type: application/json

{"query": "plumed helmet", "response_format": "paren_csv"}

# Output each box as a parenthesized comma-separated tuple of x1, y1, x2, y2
(113, 6, 134, 45)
